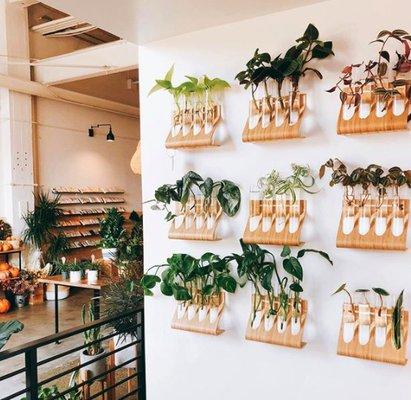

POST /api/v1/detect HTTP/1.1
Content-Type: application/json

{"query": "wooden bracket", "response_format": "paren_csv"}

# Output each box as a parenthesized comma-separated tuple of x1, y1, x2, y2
(171, 293, 225, 335)
(337, 85, 410, 135)
(243, 199, 306, 246)
(245, 295, 307, 348)
(337, 303, 409, 365)
(165, 104, 221, 149)
(336, 198, 409, 251)
(242, 93, 306, 142)
(168, 197, 223, 241)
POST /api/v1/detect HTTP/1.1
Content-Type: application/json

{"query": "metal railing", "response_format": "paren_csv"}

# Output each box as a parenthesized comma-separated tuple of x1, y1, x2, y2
(0, 306, 145, 400)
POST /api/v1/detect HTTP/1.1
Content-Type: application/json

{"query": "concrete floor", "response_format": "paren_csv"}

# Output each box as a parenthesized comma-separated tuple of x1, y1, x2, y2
(0, 289, 96, 397)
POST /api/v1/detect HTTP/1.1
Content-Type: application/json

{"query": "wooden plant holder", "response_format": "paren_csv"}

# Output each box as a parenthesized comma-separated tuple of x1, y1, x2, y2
(243, 199, 306, 246)
(168, 197, 223, 241)
(337, 84, 410, 135)
(336, 198, 409, 251)
(245, 294, 308, 348)
(242, 93, 306, 142)
(171, 292, 225, 335)
(337, 303, 409, 365)
(29, 284, 44, 305)
(165, 104, 221, 149)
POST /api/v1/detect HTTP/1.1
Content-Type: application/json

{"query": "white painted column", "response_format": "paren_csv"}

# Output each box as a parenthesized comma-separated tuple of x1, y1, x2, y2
(0, 0, 34, 234)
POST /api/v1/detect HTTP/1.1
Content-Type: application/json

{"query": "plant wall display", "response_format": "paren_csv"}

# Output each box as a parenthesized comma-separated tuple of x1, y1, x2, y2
(333, 284, 408, 365)
(236, 23, 334, 142)
(141, 252, 237, 335)
(149, 65, 230, 149)
(320, 159, 411, 250)
(327, 29, 411, 135)
(149, 171, 241, 240)
(228, 240, 332, 348)
(243, 164, 316, 245)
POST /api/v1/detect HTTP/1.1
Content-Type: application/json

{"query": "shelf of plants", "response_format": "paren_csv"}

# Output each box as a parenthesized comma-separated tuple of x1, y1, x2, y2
(333, 284, 408, 365)
(149, 66, 230, 149)
(236, 23, 334, 142)
(243, 164, 316, 246)
(149, 171, 241, 240)
(320, 159, 410, 250)
(327, 29, 411, 135)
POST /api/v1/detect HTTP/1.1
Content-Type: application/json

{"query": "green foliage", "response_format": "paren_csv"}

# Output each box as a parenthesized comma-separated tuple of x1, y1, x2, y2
(118, 212, 143, 263)
(81, 303, 102, 356)
(0, 320, 24, 351)
(236, 23, 334, 101)
(392, 290, 404, 350)
(141, 252, 237, 305)
(150, 171, 241, 221)
(258, 164, 316, 203)
(99, 208, 125, 249)
(0, 219, 12, 240)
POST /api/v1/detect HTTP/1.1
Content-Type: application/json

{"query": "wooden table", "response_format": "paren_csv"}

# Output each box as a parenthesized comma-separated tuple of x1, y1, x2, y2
(38, 275, 117, 343)
(0, 247, 23, 270)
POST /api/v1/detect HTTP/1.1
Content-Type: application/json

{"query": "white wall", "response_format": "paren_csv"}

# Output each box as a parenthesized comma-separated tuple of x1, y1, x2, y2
(36, 97, 141, 210)
(139, 0, 411, 399)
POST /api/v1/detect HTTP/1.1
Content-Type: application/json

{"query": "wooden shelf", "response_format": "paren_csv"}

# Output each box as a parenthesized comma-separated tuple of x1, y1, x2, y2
(58, 200, 125, 206)
(0, 247, 24, 255)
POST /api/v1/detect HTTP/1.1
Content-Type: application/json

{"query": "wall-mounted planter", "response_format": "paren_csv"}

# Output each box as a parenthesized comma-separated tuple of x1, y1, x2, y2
(165, 104, 221, 149)
(168, 196, 222, 241)
(337, 303, 409, 365)
(245, 294, 307, 348)
(242, 93, 306, 142)
(171, 292, 225, 335)
(337, 85, 409, 135)
(243, 198, 306, 246)
(336, 198, 409, 251)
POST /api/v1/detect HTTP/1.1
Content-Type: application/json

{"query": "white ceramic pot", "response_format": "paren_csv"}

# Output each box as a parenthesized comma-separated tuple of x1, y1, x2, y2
(114, 334, 139, 369)
(87, 270, 98, 284)
(69, 271, 82, 283)
(80, 349, 106, 381)
(102, 248, 117, 261)
(45, 284, 70, 301)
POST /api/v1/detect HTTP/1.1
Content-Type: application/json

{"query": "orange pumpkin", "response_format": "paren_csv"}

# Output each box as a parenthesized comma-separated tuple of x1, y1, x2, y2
(2, 243, 12, 252)
(0, 262, 10, 271)
(9, 267, 19, 278)
(0, 299, 11, 314)
(0, 271, 10, 280)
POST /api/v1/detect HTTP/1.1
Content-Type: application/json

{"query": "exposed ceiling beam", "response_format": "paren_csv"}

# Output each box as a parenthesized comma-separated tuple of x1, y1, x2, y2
(0, 73, 139, 118)
(31, 16, 81, 34)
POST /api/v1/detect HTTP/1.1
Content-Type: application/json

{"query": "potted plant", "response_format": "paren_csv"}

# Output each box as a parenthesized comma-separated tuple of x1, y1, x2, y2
(68, 261, 83, 283)
(149, 170, 241, 224)
(228, 240, 332, 334)
(99, 208, 125, 260)
(80, 303, 106, 381)
(82, 261, 100, 284)
(103, 279, 143, 368)
(3, 278, 30, 308)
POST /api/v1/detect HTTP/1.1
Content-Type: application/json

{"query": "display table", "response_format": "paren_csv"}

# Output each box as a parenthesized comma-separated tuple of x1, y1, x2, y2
(38, 275, 117, 343)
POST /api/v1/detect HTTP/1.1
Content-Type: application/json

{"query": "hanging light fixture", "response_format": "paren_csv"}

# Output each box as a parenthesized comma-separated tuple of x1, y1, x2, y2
(88, 124, 115, 141)
(106, 126, 115, 142)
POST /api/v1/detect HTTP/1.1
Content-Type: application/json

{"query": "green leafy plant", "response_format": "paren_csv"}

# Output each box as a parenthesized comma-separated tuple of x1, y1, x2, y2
(0, 219, 12, 241)
(332, 283, 355, 314)
(257, 163, 316, 202)
(99, 207, 125, 249)
(22, 191, 68, 265)
(118, 212, 143, 263)
(141, 252, 237, 307)
(81, 303, 103, 356)
(228, 240, 332, 325)
(149, 171, 241, 222)
(392, 290, 404, 350)
(372, 287, 390, 315)
(0, 320, 24, 350)
(327, 29, 411, 114)
(236, 23, 334, 106)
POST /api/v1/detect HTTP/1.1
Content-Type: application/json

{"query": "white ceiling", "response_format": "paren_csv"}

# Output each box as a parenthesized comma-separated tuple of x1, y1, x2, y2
(42, 0, 328, 44)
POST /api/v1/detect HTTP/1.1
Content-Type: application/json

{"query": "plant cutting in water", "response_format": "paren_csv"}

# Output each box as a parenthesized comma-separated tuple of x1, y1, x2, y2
(257, 163, 316, 203)
(227, 240, 332, 328)
(327, 29, 411, 116)
(148, 171, 241, 222)
(235, 23, 334, 107)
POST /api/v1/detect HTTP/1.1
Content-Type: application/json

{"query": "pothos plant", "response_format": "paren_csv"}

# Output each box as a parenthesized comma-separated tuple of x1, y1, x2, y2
(140, 252, 237, 306)
(148, 65, 230, 111)
(333, 284, 404, 350)
(227, 239, 332, 326)
(327, 29, 411, 114)
(319, 158, 411, 205)
(235, 23, 334, 108)
(148, 171, 241, 221)
(257, 163, 316, 203)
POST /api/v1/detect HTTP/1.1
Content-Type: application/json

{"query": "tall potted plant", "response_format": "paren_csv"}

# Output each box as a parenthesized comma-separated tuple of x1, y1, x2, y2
(99, 208, 125, 260)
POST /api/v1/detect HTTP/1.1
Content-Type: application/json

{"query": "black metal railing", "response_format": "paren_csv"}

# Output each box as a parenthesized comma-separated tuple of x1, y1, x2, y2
(0, 305, 145, 400)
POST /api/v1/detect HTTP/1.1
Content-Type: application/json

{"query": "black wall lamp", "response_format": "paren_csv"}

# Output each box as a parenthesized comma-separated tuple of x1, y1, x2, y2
(88, 124, 115, 142)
